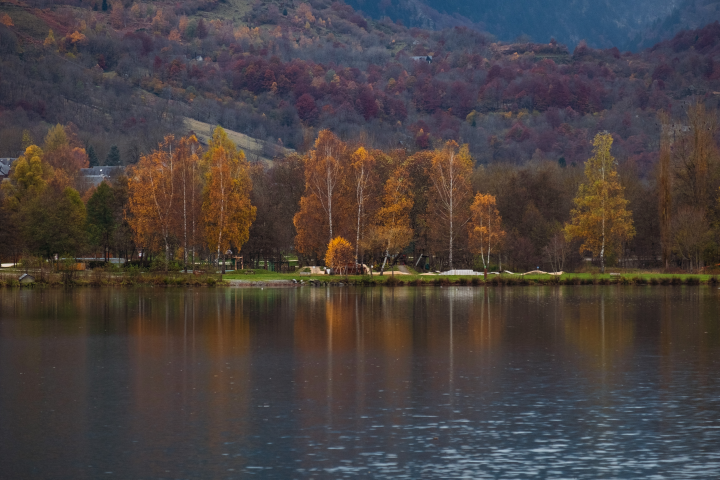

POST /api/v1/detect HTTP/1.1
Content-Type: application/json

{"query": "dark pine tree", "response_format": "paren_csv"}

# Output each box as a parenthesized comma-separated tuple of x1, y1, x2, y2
(101, 0, 108, 11)
(86, 181, 116, 261)
(106, 145, 121, 166)
(87, 145, 99, 167)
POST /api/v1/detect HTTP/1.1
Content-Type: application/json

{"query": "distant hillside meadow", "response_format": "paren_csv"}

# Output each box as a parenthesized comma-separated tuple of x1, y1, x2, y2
(2, 0, 720, 272)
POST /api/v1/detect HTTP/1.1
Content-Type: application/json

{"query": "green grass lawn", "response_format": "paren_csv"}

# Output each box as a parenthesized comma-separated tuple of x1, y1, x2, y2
(4, 267, 715, 287)
(221, 269, 719, 285)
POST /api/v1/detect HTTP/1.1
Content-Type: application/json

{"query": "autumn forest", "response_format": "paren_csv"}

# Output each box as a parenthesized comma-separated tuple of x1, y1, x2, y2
(2, 0, 720, 271)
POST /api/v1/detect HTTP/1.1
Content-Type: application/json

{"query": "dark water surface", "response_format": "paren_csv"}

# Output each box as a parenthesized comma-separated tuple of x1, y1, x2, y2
(1, 286, 720, 479)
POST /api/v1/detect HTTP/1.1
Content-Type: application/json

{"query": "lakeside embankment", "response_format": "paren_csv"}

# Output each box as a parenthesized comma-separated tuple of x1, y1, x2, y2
(1, 268, 719, 287)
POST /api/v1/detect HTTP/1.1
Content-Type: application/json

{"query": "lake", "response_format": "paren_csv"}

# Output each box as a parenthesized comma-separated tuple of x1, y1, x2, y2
(1, 286, 720, 478)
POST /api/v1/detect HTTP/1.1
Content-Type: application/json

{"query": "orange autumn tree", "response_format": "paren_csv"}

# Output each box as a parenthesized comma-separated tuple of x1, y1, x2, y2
(425, 141, 473, 269)
(373, 161, 414, 275)
(350, 146, 378, 263)
(127, 135, 177, 264)
(294, 130, 352, 259)
(325, 236, 354, 275)
(42, 124, 89, 188)
(469, 193, 506, 271)
(174, 135, 202, 270)
(201, 127, 256, 271)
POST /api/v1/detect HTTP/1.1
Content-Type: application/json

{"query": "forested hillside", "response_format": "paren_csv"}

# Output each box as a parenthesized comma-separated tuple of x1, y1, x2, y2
(2, 0, 720, 170)
(345, 0, 679, 49)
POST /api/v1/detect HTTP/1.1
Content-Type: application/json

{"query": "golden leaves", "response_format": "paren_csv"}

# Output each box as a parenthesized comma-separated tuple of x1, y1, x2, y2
(564, 132, 635, 263)
(201, 127, 256, 255)
(325, 236, 353, 271)
(68, 30, 87, 44)
(469, 193, 505, 268)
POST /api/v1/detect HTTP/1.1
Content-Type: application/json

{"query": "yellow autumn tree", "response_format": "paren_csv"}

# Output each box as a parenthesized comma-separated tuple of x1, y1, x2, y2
(564, 132, 635, 273)
(425, 141, 473, 269)
(1, 145, 52, 210)
(42, 124, 88, 181)
(325, 236, 354, 275)
(44, 29, 56, 48)
(127, 136, 178, 265)
(1, 14, 14, 27)
(68, 30, 87, 45)
(350, 146, 378, 263)
(469, 193, 505, 271)
(174, 135, 203, 270)
(201, 127, 256, 272)
(372, 161, 414, 275)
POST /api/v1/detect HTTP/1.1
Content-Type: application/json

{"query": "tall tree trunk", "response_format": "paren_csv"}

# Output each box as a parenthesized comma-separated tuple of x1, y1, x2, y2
(448, 154, 454, 270)
(658, 112, 672, 269)
(164, 236, 170, 272)
(327, 170, 333, 242)
(183, 169, 188, 272)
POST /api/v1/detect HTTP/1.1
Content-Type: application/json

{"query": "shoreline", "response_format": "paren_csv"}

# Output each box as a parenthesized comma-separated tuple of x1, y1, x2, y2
(1, 271, 718, 288)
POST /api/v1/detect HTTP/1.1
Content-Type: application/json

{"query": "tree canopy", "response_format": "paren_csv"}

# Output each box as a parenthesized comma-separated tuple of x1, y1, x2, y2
(564, 132, 635, 272)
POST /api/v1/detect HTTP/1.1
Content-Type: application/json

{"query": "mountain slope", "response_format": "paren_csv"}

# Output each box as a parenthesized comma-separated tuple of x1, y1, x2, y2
(2, 0, 720, 173)
(345, 0, 679, 49)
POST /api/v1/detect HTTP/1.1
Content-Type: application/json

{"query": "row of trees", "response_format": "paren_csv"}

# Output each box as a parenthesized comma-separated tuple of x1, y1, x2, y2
(1, 102, 717, 272)
(126, 128, 255, 269)
(292, 130, 478, 271)
(315, 129, 635, 274)
(0, 126, 255, 270)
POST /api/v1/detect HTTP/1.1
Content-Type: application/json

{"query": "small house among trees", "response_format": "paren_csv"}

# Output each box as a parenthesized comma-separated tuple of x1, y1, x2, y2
(0, 158, 16, 180)
(80, 166, 124, 187)
(411, 55, 433, 63)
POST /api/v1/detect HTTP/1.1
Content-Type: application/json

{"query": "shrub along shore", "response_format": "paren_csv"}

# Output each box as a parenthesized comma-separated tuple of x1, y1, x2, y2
(1, 269, 719, 288)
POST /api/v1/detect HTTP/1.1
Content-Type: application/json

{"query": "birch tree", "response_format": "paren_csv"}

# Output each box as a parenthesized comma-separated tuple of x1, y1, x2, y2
(294, 130, 351, 258)
(127, 135, 177, 265)
(658, 111, 672, 269)
(374, 161, 414, 275)
(201, 127, 256, 271)
(351, 146, 376, 263)
(469, 193, 505, 271)
(174, 135, 202, 271)
(564, 132, 635, 273)
(425, 141, 473, 269)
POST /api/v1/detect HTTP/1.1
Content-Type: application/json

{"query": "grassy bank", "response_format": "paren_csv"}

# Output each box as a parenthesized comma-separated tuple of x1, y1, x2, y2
(0, 269, 224, 287)
(1, 268, 719, 288)
(224, 270, 720, 286)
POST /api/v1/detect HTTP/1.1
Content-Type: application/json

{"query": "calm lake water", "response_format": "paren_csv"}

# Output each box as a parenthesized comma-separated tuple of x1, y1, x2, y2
(1, 286, 720, 479)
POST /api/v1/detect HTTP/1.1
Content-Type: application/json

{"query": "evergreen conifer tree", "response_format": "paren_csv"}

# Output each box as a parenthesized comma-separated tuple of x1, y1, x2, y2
(87, 145, 99, 167)
(106, 145, 121, 166)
